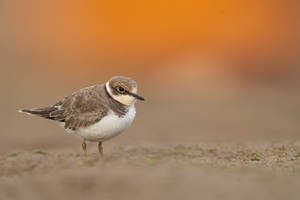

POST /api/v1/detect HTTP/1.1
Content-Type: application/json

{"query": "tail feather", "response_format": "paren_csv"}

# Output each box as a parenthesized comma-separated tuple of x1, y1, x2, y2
(19, 107, 58, 120)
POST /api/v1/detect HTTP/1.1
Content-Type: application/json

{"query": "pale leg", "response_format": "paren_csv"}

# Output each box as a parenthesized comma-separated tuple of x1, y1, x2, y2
(82, 140, 87, 154)
(98, 142, 103, 156)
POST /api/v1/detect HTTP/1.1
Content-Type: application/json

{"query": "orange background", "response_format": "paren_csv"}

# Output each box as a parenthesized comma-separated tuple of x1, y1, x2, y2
(1, 0, 299, 83)
(0, 1, 300, 153)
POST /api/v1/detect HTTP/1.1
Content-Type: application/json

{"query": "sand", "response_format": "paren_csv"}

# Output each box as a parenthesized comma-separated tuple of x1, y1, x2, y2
(1, 85, 300, 200)
(1, 142, 300, 200)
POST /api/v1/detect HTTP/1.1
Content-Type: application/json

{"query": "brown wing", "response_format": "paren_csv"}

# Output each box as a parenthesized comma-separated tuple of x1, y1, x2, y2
(50, 85, 109, 130)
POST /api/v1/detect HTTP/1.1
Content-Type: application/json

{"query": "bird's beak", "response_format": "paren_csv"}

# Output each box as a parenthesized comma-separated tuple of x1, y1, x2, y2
(128, 92, 145, 101)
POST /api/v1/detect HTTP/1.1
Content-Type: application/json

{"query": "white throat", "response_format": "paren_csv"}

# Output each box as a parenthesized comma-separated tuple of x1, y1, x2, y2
(105, 82, 137, 106)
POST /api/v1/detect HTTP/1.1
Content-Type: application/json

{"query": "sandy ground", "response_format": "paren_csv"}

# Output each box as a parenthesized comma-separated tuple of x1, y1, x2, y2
(0, 142, 300, 200)
(1, 87, 300, 200)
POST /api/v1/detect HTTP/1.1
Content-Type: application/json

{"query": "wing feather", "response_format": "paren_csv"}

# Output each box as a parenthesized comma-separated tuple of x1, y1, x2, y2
(52, 85, 108, 130)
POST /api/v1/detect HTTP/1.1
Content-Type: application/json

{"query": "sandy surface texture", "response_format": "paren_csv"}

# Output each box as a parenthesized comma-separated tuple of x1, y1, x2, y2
(1, 142, 300, 200)
(2, 80, 300, 200)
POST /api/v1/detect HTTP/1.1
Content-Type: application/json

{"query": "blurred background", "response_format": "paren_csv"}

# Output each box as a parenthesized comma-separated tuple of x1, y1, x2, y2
(0, 0, 299, 154)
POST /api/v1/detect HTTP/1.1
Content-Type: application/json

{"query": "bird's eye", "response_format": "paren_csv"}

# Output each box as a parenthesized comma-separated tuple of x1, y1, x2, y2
(117, 86, 125, 93)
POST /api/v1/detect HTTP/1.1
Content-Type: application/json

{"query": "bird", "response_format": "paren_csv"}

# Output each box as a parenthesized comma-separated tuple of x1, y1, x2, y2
(19, 76, 145, 156)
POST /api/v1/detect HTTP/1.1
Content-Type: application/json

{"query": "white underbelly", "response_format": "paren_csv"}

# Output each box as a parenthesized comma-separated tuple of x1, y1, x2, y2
(61, 106, 136, 142)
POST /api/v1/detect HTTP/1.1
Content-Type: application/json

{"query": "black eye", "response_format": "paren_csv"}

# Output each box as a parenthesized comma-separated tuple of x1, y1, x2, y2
(117, 86, 125, 93)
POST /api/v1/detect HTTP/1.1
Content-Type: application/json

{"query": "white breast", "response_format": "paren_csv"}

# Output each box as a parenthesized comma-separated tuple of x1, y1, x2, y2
(61, 106, 136, 142)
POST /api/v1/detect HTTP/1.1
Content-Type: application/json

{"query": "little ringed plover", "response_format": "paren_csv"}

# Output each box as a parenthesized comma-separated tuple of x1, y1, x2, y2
(19, 76, 145, 155)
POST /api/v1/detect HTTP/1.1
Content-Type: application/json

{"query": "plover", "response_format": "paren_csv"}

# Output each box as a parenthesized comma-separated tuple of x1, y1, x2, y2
(19, 76, 145, 155)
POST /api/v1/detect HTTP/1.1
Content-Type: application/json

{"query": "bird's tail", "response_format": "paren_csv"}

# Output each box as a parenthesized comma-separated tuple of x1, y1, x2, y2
(18, 107, 57, 120)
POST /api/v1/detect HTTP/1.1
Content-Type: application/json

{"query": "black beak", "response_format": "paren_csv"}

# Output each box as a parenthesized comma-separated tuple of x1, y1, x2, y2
(128, 92, 145, 101)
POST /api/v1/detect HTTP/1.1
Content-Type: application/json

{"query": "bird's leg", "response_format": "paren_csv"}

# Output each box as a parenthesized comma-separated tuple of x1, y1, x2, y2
(98, 142, 103, 156)
(82, 140, 87, 155)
